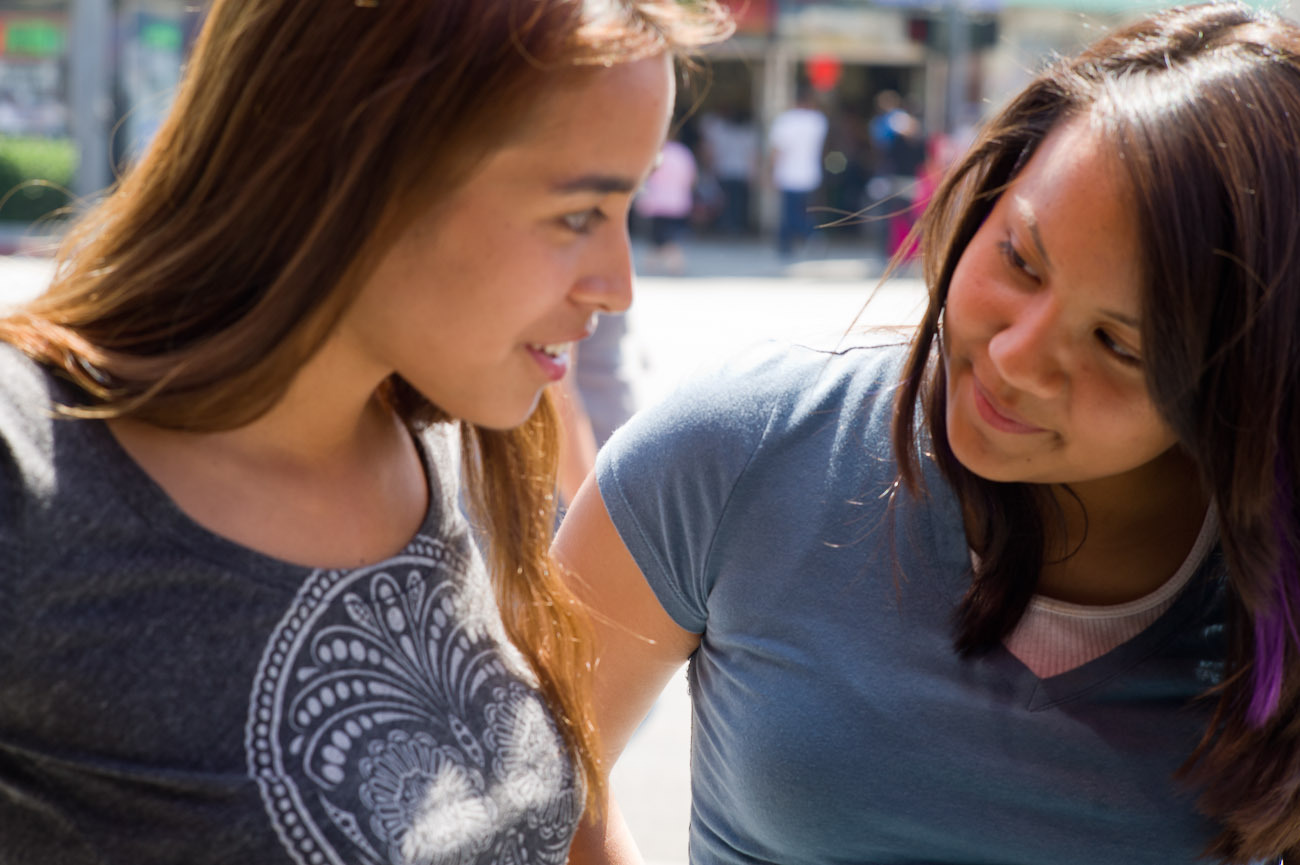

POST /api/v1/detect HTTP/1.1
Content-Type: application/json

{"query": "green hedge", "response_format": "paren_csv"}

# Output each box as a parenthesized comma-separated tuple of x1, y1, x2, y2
(0, 136, 77, 224)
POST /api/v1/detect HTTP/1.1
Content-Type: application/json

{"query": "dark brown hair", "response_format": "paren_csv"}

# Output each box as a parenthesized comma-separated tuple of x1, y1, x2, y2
(0, 0, 731, 816)
(892, 3, 1300, 859)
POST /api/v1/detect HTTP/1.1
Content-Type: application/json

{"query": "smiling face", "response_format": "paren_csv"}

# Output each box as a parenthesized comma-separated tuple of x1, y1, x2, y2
(333, 55, 674, 429)
(942, 115, 1180, 490)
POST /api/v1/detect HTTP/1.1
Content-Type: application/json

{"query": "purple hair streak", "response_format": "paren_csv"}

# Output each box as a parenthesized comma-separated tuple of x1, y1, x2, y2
(1248, 459, 1300, 726)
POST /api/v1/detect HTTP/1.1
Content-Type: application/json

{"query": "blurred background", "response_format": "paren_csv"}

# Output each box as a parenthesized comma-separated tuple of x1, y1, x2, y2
(0, 0, 1294, 257)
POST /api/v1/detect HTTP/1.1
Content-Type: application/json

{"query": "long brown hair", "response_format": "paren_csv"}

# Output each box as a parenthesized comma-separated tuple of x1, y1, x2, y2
(893, 3, 1300, 860)
(0, 0, 731, 816)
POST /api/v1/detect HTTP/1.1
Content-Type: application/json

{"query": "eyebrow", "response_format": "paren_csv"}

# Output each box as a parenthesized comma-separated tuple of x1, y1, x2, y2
(551, 174, 639, 195)
(1011, 195, 1141, 329)
(1013, 195, 1053, 272)
(1103, 308, 1141, 329)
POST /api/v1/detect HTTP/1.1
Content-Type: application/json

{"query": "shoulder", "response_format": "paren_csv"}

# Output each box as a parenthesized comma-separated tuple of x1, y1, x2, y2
(724, 340, 911, 477)
(785, 337, 904, 400)
(0, 342, 64, 560)
(714, 338, 907, 422)
(0, 341, 56, 417)
(0, 341, 60, 481)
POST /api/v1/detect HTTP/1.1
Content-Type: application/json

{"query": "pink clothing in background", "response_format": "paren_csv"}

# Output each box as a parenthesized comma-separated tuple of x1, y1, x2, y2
(634, 140, 696, 218)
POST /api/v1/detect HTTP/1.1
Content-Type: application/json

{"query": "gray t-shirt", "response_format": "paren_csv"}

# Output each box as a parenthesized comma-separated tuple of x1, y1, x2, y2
(598, 341, 1228, 864)
(0, 345, 581, 864)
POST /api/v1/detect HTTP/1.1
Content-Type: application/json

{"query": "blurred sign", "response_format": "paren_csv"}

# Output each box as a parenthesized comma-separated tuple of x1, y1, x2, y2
(1, 17, 66, 58)
(806, 54, 842, 91)
(139, 19, 182, 52)
(777, 5, 923, 57)
(872, 0, 1002, 11)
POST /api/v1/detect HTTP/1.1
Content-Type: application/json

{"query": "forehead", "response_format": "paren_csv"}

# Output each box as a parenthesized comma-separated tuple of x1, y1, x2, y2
(1013, 115, 1130, 213)
(517, 56, 674, 144)
(1007, 116, 1144, 303)
(476, 55, 674, 185)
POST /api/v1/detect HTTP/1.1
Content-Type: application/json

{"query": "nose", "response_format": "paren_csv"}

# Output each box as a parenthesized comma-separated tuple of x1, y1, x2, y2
(571, 224, 635, 315)
(986, 293, 1067, 399)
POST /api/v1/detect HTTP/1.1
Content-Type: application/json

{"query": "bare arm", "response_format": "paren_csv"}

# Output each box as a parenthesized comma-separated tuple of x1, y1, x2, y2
(553, 473, 700, 865)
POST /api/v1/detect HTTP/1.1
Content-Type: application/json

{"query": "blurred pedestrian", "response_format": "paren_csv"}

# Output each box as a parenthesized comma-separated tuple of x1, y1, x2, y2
(0, 1, 729, 862)
(700, 106, 759, 235)
(867, 89, 926, 258)
(635, 137, 697, 275)
(768, 87, 828, 257)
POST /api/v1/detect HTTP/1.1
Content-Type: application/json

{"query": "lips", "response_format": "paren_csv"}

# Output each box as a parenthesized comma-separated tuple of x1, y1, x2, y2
(524, 318, 598, 382)
(526, 343, 570, 381)
(529, 342, 570, 360)
(970, 374, 1047, 434)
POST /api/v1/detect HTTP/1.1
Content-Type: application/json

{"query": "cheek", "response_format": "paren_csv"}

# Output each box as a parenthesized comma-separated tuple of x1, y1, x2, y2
(1086, 376, 1176, 450)
(944, 237, 1003, 338)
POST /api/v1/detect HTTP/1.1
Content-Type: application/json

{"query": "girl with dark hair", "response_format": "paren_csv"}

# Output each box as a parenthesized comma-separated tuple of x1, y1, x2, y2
(557, 3, 1300, 863)
(0, 0, 729, 862)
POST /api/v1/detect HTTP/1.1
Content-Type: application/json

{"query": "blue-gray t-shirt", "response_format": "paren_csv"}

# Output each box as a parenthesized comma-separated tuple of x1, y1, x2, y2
(0, 345, 581, 864)
(597, 341, 1227, 865)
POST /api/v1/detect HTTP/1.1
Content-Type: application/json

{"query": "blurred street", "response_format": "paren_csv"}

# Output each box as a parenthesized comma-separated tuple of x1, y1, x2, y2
(0, 238, 926, 865)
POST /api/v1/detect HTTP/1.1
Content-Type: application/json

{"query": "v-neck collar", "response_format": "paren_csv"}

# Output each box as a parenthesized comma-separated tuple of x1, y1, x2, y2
(1000, 556, 1225, 710)
(915, 452, 1227, 711)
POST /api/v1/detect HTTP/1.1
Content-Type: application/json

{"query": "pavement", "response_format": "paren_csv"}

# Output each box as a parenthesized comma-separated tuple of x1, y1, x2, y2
(0, 235, 928, 864)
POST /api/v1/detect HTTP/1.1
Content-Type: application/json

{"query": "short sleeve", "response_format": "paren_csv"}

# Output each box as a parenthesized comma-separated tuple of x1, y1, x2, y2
(595, 342, 803, 633)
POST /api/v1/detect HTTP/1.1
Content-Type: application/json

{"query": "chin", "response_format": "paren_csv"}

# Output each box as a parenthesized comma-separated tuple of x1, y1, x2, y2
(461, 395, 545, 431)
(946, 417, 1023, 484)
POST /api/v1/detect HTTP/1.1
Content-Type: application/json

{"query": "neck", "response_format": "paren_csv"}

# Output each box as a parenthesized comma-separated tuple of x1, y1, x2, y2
(202, 325, 395, 470)
(105, 331, 428, 569)
(1036, 448, 1209, 605)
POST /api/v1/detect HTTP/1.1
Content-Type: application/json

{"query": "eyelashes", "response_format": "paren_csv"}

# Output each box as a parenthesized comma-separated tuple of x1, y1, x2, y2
(561, 208, 607, 234)
(1095, 328, 1142, 366)
(998, 239, 1039, 281)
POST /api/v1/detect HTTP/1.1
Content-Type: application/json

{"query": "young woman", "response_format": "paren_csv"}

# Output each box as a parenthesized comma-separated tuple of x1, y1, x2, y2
(556, 4, 1300, 863)
(0, 1, 728, 862)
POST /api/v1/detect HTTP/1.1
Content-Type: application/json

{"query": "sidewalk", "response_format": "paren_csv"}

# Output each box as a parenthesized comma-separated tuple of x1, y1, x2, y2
(631, 231, 905, 282)
(0, 222, 61, 258)
(0, 254, 56, 304)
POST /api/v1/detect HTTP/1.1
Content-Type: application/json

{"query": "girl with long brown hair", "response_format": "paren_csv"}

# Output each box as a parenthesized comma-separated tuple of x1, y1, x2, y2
(558, 3, 1300, 863)
(0, 0, 728, 862)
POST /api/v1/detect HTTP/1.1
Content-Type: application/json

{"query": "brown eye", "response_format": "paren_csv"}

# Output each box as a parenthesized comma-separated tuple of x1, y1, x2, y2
(561, 209, 606, 234)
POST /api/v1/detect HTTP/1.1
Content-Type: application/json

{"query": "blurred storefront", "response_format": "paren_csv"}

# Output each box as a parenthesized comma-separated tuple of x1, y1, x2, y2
(0, 0, 73, 224)
(114, 0, 204, 166)
(0, 0, 200, 228)
(5, 0, 1300, 233)
(0, 5, 69, 137)
(699, 0, 1299, 235)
